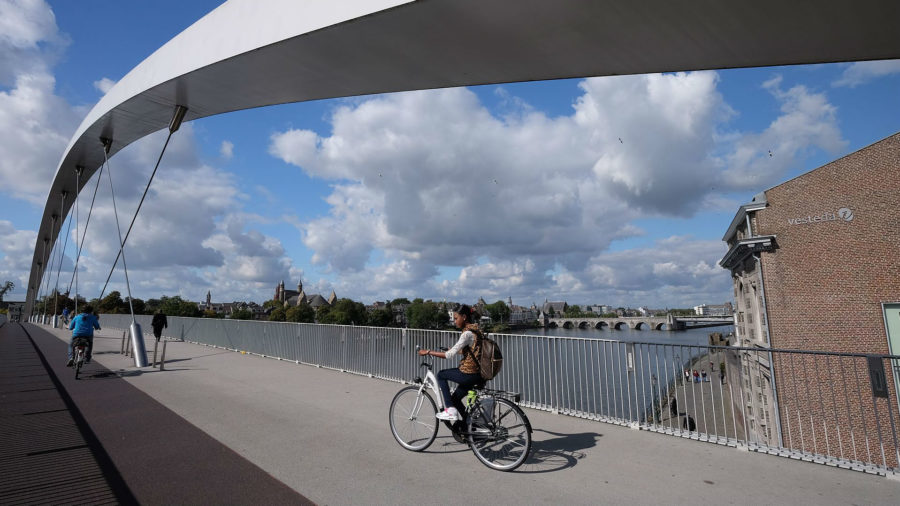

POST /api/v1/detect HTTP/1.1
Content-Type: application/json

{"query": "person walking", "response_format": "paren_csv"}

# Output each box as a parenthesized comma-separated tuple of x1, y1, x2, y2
(151, 310, 168, 341)
(67, 305, 100, 366)
(720, 367, 726, 385)
(61, 307, 70, 325)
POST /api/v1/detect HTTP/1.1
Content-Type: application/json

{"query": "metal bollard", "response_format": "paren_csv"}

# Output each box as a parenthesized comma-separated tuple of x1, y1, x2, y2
(120, 330, 127, 354)
(159, 339, 167, 371)
(152, 339, 159, 368)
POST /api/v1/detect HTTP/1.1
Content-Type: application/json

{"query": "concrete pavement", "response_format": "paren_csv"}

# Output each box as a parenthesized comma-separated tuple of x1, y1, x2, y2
(7, 321, 900, 505)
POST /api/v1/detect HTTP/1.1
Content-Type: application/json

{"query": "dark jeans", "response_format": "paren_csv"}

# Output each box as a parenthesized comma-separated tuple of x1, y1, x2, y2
(68, 334, 94, 360)
(437, 368, 483, 415)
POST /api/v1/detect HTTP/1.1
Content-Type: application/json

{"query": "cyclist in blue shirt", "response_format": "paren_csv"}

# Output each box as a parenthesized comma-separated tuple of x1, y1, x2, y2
(67, 305, 100, 366)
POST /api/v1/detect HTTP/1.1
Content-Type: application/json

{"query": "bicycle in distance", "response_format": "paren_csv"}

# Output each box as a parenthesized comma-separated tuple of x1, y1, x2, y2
(72, 337, 90, 380)
(388, 345, 533, 471)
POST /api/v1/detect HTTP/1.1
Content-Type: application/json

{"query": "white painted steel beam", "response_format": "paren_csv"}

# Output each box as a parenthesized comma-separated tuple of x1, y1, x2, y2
(26, 0, 900, 311)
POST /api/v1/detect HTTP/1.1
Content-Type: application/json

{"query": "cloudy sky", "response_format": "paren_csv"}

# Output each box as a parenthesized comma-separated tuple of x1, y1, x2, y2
(1, 0, 899, 309)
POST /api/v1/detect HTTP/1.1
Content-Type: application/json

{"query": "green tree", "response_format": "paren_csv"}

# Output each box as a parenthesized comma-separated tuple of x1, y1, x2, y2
(230, 308, 253, 320)
(368, 308, 393, 327)
(269, 307, 287, 321)
(390, 297, 411, 306)
(406, 299, 446, 329)
(202, 309, 223, 318)
(318, 298, 368, 325)
(0, 280, 14, 301)
(564, 305, 582, 317)
(126, 297, 145, 315)
(144, 298, 161, 314)
(286, 302, 315, 323)
(263, 299, 282, 311)
(484, 300, 510, 323)
(159, 295, 201, 317)
(98, 291, 127, 314)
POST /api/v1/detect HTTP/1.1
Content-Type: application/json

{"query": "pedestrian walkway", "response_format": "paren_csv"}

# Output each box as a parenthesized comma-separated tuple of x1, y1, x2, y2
(0, 321, 310, 505)
(3, 321, 898, 505)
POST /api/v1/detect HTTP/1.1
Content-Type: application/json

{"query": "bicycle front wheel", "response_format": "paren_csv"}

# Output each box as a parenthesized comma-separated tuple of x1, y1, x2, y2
(389, 386, 438, 451)
(468, 398, 532, 471)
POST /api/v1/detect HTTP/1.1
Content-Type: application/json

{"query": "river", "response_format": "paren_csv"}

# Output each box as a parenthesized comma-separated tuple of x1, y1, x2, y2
(493, 324, 735, 421)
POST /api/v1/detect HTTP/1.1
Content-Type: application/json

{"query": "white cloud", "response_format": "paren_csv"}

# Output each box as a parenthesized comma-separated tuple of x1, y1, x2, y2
(15, 126, 298, 304)
(220, 140, 233, 159)
(579, 237, 731, 307)
(719, 76, 846, 190)
(0, 0, 66, 86)
(269, 72, 843, 305)
(93, 77, 116, 94)
(0, 219, 37, 299)
(0, 0, 79, 204)
(833, 59, 900, 88)
(0, 1, 299, 306)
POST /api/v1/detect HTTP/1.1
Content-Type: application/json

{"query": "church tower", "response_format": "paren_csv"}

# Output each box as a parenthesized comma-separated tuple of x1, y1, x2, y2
(206, 290, 211, 310)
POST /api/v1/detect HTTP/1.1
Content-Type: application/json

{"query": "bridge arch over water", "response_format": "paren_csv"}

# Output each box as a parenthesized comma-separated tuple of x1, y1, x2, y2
(546, 316, 731, 331)
(26, 0, 900, 311)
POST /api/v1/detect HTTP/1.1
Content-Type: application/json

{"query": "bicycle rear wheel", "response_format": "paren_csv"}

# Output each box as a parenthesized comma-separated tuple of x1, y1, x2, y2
(389, 386, 438, 451)
(74, 348, 84, 380)
(468, 397, 532, 471)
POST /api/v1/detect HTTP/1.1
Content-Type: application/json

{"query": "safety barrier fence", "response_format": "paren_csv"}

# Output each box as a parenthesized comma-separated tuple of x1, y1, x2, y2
(87, 314, 899, 475)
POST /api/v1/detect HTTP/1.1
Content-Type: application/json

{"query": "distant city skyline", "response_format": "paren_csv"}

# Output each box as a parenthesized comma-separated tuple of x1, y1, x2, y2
(2, 1, 899, 308)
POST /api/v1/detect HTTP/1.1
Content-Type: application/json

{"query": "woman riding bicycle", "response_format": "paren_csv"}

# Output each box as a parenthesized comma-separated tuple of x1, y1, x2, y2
(418, 304, 484, 422)
(67, 305, 101, 367)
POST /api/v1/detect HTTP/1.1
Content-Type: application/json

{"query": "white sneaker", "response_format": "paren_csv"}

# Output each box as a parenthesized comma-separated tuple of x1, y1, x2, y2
(435, 408, 460, 421)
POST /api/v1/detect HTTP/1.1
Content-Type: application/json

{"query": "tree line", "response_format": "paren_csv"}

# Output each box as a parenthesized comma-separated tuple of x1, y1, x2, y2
(30, 289, 696, 329)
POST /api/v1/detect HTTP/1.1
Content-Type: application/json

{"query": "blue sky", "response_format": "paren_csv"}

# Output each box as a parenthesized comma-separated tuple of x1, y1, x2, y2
(1, 0, 899, 309)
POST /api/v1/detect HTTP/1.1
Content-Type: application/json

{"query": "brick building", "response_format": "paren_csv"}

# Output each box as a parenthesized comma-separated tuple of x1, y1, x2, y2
(721, 133, 900, 466)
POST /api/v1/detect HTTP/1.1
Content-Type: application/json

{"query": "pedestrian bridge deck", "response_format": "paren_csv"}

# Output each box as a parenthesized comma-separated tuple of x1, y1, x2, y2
(2, 322, 897, 505)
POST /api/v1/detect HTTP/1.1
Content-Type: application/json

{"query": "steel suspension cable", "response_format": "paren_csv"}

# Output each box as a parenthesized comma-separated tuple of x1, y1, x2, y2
(98, 105, 187, 300)
(66, 164, 103, 297)
(101, 144, 137, 321)
(42, 216, 59, 309)
(74, 167, 81, 313)
(52, 192, 70, 316)
(37, 236, 50, 316)
(45, 216, 59, 312)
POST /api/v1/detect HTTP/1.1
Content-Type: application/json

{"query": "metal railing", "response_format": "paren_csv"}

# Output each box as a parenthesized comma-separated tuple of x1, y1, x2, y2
(95, 314, 900, 475)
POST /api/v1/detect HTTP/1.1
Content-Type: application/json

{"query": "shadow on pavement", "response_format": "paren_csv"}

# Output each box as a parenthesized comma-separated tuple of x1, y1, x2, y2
(515, 429, 603, 474)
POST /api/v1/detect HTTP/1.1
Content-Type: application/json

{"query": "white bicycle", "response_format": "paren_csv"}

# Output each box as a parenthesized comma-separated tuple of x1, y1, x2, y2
(388, 345, 533, 471)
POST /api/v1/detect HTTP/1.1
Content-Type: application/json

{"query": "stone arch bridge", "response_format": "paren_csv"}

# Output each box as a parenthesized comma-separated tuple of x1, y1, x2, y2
(546, 315, 733, 331)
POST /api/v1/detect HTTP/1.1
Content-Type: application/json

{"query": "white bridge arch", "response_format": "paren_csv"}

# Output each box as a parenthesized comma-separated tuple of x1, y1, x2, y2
(26, 0, 900, 311)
